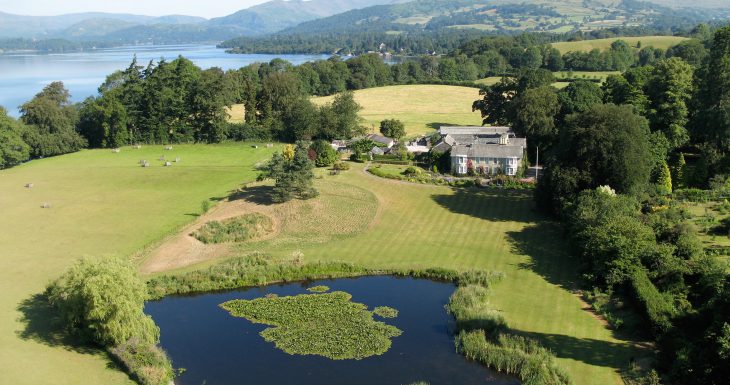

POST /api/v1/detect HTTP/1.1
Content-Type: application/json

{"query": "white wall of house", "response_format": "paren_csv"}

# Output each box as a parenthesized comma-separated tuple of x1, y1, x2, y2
(451, 156, 521, 176)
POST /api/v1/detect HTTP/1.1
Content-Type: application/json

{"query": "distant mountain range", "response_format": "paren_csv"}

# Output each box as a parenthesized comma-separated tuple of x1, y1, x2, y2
(275, 0, 730, 36)
(0, 0, 729, 49)
(0, 0, 410, 44)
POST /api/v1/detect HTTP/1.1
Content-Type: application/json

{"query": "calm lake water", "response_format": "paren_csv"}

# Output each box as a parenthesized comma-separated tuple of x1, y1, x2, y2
(145, 276, 519, 385)
(0, 45, 328, 117)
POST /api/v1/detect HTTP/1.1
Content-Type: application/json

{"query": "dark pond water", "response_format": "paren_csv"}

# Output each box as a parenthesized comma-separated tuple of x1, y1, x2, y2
(145, 276, 520, 385)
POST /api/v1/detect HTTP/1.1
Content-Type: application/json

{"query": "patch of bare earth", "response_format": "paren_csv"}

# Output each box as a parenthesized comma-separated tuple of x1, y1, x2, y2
(140, 195, 280, 274)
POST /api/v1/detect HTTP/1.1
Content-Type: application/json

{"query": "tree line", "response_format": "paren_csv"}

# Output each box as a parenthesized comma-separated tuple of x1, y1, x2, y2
(1, 25, 719, 171)
(471, 26, 730, 385)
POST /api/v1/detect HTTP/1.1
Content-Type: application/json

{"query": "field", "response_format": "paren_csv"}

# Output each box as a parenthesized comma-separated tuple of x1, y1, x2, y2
(1, 91, 638, 384)
(551, 36, 688, 53)
(225, 103, 246, 124)
(478, 71, 618, 90)
(553, 71, 619, 81)
(0, 143, 276, 385)
(147, 163, 642, 385)
(312, 85, 483, 137)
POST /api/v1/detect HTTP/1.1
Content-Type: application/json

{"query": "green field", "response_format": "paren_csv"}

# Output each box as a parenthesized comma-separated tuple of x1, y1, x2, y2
(551, 36, 688, 53)
(312, 85, 483, 137)
(1, 140, 639, 383)
(553, 71, 620, 81)
(158, 164, 642, 384)
(0, 143, 276, 385)
(478, 71, 618, 90)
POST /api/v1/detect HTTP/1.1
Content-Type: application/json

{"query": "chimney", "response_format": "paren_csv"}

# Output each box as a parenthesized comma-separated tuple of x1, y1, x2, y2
(499, 133, 509, 145)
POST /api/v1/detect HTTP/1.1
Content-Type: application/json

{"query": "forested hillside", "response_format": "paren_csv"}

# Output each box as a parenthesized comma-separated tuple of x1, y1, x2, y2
(221, 0, 730, 54)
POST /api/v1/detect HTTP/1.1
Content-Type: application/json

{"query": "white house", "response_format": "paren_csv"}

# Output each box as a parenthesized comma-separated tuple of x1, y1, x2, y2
(434, 126, 526, 176)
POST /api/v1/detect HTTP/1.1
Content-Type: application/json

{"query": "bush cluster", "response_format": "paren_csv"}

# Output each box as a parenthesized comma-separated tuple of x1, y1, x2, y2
(192, 213, 273, 244)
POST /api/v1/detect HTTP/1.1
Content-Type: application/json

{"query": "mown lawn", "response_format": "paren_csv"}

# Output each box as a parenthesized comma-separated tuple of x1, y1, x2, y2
(312, 85, 483, 137)
(0, 143, 276, 385)
(177, 163, 642, 385)
(551, 36, 688, 53)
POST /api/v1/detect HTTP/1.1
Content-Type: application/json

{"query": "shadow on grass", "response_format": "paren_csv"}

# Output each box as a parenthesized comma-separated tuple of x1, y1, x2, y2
(211, 185, 277, 206)
(426, 122, 467, 130)
(431, 187, 538, 223)
(16, 293, 97, 354)
(517, 330, 637, 370)
(17, 293, 130, 375)
(507, 222, 578, 291)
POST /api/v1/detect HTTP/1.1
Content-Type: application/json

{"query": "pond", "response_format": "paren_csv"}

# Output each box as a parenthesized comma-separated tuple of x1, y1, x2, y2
(145, 276, 520, 385)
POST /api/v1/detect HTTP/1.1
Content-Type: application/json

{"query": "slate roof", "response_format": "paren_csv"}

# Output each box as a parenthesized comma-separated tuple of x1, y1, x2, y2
(451, 144, 524, 158)
(443, 134, 457, 146)
(366, 134, 394, 146)
(431, 141, 452, 153)
(370, 146, 385, 155)
(439, 126, 512, 136)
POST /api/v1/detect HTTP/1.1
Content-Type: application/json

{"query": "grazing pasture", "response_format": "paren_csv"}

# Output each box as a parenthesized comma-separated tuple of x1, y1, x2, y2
(312, 85, 483, 137)
(551, 36, 688, 53)
(0, 143, 276, 385)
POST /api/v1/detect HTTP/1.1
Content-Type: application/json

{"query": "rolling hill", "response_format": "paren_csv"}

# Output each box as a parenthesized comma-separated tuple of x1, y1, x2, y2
(218, 0, 729, 54)
(277, 0, 727, 36)
(0, 0, 412, 44)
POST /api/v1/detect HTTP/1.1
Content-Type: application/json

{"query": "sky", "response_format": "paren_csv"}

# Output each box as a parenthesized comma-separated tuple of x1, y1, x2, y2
(0, 0, 275, 19)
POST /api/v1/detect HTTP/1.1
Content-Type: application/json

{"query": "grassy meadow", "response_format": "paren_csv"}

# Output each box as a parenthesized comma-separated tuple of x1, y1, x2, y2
(0, 83, 640, 385)
(160, 163, 642, 384)
(0, 143, 276, 385)
(478, 71, 618, 90)
(312, 85, 483, 136)
(551, 36, 688, 53)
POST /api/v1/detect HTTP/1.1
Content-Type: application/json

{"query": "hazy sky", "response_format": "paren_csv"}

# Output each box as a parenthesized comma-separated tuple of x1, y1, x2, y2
(0, 0, 274, 18)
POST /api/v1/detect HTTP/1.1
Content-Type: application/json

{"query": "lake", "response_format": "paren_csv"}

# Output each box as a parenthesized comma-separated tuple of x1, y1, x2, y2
(0, 44, 328, 117)
(145, 276, 519, 385)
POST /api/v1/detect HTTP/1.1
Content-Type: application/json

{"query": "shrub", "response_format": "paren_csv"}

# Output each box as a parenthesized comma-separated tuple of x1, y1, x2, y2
(200, 200, 211, 214)
(110, 338, 174, 385)
(310, 140, 339, 167)
(629, 269, 675, 334)
(47, 258, 159, 346)
(446, 285, 507, 334)
(192, 213, 273, 244)
(403, 166, 421, 176)
(333, 162, 350, 171)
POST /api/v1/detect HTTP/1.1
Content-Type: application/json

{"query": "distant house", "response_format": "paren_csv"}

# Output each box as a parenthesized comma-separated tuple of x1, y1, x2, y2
(370, 146, 386, 156)
(330, 140, 349, 152)
(405, 136, 430, 153)
(432, 126, 526, 176)
(366, 134, 395, 148)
